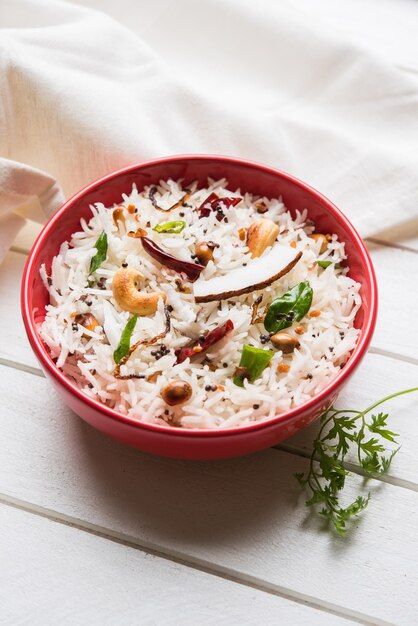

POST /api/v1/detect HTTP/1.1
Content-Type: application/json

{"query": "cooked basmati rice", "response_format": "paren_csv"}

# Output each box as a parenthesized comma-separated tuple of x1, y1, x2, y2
(39, 178, 361, 429)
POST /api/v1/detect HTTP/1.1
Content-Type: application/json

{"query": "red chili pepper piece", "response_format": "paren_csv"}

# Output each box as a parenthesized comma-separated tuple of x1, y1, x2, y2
(197, 193, 242, 220)
(175, 320, 234, 364)
(141, 237, 204, 282)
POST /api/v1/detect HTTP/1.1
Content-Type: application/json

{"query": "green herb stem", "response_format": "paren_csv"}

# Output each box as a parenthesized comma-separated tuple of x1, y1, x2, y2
(295, 387, 418, 535)
(361, 387, 418, 417)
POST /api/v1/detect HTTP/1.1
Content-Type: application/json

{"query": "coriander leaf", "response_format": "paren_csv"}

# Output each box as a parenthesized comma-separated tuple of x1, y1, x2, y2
(306, 491, 327, 507)
(325, 417, 357, 455)
(294, 387, 418, 536)
(113, 315, 138, 364)
(264, 282, 313, 333)
(339, 495, 370, 521)
(381, 448, 400, 473)
(294, 472, 307, 487)
(368, 413, 399, 443)
(359, 437, 385, 455)
(89, 231, 108, 274)
(361, 453, 381, 475)
(153, 220, 186, 234)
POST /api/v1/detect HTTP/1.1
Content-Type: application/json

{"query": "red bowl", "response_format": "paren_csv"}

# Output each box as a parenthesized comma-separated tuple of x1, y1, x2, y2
(21, 155, 377, 459)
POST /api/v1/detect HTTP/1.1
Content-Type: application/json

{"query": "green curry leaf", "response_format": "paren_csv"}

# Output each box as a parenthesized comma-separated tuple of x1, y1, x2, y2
(113, 315, 138, 364)
(89, 231, 108, 275)
(264, 282, 313, 333)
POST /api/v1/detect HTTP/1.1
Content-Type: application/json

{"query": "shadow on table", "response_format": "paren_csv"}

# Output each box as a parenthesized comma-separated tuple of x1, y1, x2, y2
(72, 414, 310, 549)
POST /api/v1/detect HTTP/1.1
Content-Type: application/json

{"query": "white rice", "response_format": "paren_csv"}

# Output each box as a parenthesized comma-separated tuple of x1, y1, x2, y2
(39, 178, 361, 429)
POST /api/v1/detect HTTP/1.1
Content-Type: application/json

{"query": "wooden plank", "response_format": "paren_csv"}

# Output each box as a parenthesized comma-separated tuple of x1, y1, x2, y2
(0, 365, 417, 624)
(366, 242, 418, 361)
(1, 504, 350, 626)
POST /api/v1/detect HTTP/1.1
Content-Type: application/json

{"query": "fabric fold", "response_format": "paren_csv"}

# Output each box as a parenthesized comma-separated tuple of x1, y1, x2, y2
(0, 0, 417, 261)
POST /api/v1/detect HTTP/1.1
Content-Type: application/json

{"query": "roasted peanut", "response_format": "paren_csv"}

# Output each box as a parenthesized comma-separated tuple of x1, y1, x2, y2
(195, 242, 214, 266)
(309, 234, 328, 254)
(255, 201, 269, 214)
(161, 380, 193, 406)
(270, 332, 300, 354)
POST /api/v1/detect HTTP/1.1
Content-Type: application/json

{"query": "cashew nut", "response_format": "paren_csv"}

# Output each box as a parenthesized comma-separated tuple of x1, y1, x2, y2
(112, 267, 166, 315)
(247, 219, 280, 258)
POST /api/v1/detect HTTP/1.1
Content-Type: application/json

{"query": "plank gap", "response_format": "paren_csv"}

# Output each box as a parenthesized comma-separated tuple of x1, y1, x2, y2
(366, 237, 418, 255)
(275, 443, 418, 494)
(0, 357, 44, 378)
(368, 346, 418, 367)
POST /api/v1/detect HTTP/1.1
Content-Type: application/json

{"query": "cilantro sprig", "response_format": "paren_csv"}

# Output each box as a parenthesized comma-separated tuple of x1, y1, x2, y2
(295, 387, 418, 536)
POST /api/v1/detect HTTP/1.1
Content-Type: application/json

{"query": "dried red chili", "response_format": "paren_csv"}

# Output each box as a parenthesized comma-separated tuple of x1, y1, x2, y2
(175, 320, 234, 364)
(141, 237, 204, 282)
(197, 193, 241, 221)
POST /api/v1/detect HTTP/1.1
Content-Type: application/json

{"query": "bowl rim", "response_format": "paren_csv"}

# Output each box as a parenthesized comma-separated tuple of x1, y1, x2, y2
(21, 153, 378, 439)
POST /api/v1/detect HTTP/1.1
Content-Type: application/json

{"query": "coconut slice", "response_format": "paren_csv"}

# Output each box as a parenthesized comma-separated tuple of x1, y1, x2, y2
(193, 245, 302, 303)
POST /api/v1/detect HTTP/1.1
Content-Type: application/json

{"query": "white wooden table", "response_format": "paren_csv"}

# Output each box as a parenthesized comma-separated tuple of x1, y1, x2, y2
(2, 2, 418, 624)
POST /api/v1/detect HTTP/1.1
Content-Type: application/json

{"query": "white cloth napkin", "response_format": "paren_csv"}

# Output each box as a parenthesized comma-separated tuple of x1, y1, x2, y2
(1, 0, 418, 263)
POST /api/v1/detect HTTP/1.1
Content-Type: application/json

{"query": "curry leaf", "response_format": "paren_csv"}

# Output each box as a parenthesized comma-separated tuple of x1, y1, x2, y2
(89, 232, 108, 274)
(113, 315, 138, 364)
(264, 282, 313, 333)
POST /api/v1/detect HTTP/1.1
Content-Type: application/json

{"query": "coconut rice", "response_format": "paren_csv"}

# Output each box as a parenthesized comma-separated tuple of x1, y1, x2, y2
(39, 178, 361, 429)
